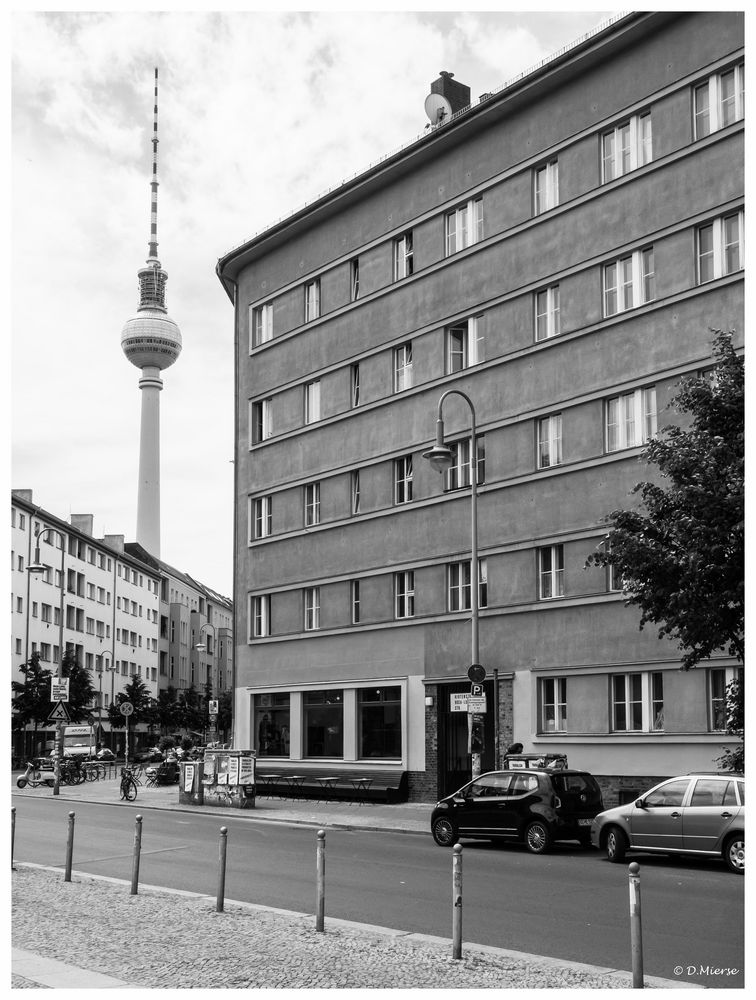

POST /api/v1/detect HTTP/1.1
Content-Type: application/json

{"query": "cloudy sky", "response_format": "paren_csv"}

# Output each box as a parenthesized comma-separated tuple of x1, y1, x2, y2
(10, 4, 621, 597)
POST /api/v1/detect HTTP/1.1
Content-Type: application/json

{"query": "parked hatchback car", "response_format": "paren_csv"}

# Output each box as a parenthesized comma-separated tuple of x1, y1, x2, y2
(590, 772, 745, 874)
(431, 767, 604, 853)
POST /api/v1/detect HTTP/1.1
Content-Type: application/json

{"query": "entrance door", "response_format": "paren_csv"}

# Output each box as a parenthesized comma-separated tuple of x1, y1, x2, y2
(438, 682, 495, 798)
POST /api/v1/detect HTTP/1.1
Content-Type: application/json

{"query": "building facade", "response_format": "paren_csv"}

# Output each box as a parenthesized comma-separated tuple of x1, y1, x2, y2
(218, 11, 744, 803)
(11, 490, 233, 755)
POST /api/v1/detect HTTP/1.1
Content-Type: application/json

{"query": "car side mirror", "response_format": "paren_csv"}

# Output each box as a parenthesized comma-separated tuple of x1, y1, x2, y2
(453, 795, 466, 804)
(635, 798, 646, 809)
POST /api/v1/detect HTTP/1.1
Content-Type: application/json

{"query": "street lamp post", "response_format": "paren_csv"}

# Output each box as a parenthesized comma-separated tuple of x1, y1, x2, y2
(195, 622, 217, 744)
(423, 389, 484, 780)
(28, 527, 66, 796)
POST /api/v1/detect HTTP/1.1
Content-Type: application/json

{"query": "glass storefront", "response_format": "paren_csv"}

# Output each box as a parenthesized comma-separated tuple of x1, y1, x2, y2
(304, 689, 343, 757)
(254, 692, 290, 757)
(359, 686, 401, 758)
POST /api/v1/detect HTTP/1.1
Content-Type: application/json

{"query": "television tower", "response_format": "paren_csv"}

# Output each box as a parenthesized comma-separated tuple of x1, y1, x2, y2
(121, 68, 182, 557)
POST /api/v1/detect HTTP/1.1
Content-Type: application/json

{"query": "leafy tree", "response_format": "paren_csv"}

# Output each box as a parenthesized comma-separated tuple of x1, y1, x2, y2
(153, 686, 182, 735)
(587, 331, 744, 671)
(11, 653, 53, 756)
(715, 676, 744, 773)
(177, 684, 203, 734)
(107, 676, 153, 729)
(60, 649, 97, 723)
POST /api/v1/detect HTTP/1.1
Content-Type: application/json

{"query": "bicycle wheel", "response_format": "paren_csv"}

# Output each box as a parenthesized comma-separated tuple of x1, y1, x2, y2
(120, 777, 138, 801)
(95, 763, 106, 781)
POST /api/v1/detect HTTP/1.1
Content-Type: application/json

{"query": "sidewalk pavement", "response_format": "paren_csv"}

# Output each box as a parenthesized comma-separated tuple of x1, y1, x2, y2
(11, 772, 698, 990)
(11, 767, 431, 833)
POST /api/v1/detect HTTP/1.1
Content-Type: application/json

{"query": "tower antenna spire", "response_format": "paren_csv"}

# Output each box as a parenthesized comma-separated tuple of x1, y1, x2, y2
(148, 66, 160, 263)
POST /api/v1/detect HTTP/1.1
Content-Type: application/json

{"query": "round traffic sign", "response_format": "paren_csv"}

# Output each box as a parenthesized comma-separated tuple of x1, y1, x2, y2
(119, 701, 134, 717)
(467, 663, 486, 683)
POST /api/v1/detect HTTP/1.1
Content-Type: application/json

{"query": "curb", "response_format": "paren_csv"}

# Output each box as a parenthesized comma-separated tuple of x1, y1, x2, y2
(13, 862, 702, 990)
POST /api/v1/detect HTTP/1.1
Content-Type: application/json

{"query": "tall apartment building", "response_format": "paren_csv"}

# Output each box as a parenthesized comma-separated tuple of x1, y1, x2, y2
(11, 490, 233, 754)
(217, 11, 744, 802)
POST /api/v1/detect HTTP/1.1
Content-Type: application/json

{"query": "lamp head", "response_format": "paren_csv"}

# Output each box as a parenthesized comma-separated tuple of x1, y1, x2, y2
(195, 643, 206, 652)
(422, 444, 454, 474)
(28, 547, 47, 574)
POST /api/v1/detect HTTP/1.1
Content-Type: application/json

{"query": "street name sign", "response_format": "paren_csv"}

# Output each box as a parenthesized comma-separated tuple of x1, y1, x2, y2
(450, 693, 470, 712)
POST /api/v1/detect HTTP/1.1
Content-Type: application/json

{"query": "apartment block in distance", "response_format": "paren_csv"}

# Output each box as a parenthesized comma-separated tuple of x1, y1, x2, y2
(217, 11, 744, 803)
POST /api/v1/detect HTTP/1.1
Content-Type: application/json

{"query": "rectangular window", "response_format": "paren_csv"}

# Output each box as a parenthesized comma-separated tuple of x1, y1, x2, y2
(305, 279, 321, 322)
(538, 544, 564, 600)
(350, 258, 360, 301)
(255, 692, 290, 757)
(350, 364, 360, 407)
(447, 559, 486, 612)
(603, 248, 655, 316)
(537, 414, 562, 469)
(534, 160, 559, 214)
(447, 316, 483, 372)
(393, 232, 414, 280)
(445, 198, 483, 255)
(602, 113, 652, 181)
(251, 399, 272, 443)
(304, 482, 321, 526)
(394, 456, 413, 504)
(694, 64, 744, 139)
(393, 343, 413, 392)
(541, 677, 567, 732)
(394, 571, 415, 619)
(612, 673, 643, 731)
(708, 667, 742, 732)
(445, 436, 485, 490)
(534, 286, 560, 341)
(304, 380, 321, 424)
(304, 690, 343, 757)
(250, 594, 271, 638)
(250, 303, 273, 348)
(252, 496, 272, 539)
(651, 672, 664, 731)
(697, 211, 743, 283)
(359, 686, 401, 759)
(606, 387, 657, 452)
(351, 580, 361, 624)
(304, 587, 320, 631)
(350, 471, 361, 515)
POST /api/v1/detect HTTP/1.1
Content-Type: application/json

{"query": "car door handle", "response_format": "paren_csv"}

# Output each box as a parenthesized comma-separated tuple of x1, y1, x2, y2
(721, 811, 733, 818)
(670, 812, 681, 819)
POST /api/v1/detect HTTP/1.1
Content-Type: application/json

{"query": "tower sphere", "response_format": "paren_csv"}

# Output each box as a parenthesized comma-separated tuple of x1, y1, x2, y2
(121, 307, 182, 371)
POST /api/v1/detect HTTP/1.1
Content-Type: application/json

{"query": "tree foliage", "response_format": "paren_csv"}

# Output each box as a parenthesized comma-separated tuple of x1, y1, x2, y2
(11, 652, 53, 733)
(587, 331, 744, 670)
(107, 676, 153, 729)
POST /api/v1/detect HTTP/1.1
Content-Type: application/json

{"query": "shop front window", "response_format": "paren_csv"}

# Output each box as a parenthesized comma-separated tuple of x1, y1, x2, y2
(304, 690, 343, 757)
(254, 693, 290, 757)
(359, 686, 401, 759)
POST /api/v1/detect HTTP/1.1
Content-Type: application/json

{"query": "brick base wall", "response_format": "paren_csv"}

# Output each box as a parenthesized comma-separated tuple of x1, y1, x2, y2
(594, 774, 670, 810)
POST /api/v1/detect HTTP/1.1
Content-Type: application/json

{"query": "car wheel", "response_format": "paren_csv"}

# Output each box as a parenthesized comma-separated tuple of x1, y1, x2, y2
(605, 826, 628, 863)
(724, 834, 744, 874)
(431, 817, 457, 847)
(524, 820, 552, 854)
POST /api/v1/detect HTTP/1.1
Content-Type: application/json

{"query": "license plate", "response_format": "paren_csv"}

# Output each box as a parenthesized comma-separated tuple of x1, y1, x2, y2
(578, 818, 593, 827)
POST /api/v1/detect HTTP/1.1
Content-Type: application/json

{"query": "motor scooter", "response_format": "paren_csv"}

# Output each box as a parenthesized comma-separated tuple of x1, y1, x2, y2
(16, 760, 54, 788)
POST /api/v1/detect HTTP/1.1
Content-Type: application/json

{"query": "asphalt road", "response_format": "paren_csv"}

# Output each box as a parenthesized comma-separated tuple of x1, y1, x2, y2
(12, 795, 745, 988)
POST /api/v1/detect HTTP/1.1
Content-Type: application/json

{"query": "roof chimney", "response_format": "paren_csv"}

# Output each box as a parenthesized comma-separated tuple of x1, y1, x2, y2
(430, 71, 471, 115)
(70, 514, 94, 537)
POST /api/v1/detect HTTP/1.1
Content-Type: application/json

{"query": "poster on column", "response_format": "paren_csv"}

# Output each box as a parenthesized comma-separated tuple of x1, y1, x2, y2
(184, 763, 195, 793)
(228, 756, 240, 785)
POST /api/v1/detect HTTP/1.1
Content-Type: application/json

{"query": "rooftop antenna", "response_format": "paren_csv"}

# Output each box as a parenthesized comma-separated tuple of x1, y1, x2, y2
(148, 67, 160, 263)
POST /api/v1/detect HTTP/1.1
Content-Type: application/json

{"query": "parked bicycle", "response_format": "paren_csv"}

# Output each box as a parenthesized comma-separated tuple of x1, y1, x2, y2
(59, 758, 87, 785)
(82, 761, 107, 781)
(16, 760, 55, 789)
(119, 765, 138, 801)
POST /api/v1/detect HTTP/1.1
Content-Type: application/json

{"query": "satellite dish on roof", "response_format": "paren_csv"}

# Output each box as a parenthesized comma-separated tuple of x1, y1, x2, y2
(424, 92, 453, 126)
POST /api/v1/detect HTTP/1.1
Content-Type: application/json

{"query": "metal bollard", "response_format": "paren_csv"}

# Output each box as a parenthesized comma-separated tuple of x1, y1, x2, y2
(452, 842, 463, 960)
(130, 815, 143, 895)
(628, 862, 644, 988)
(64, 812, 75, 882)
(11, 807, 16, 871)
(216, 827, 228, 912)
(315, 829, 325, 932)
